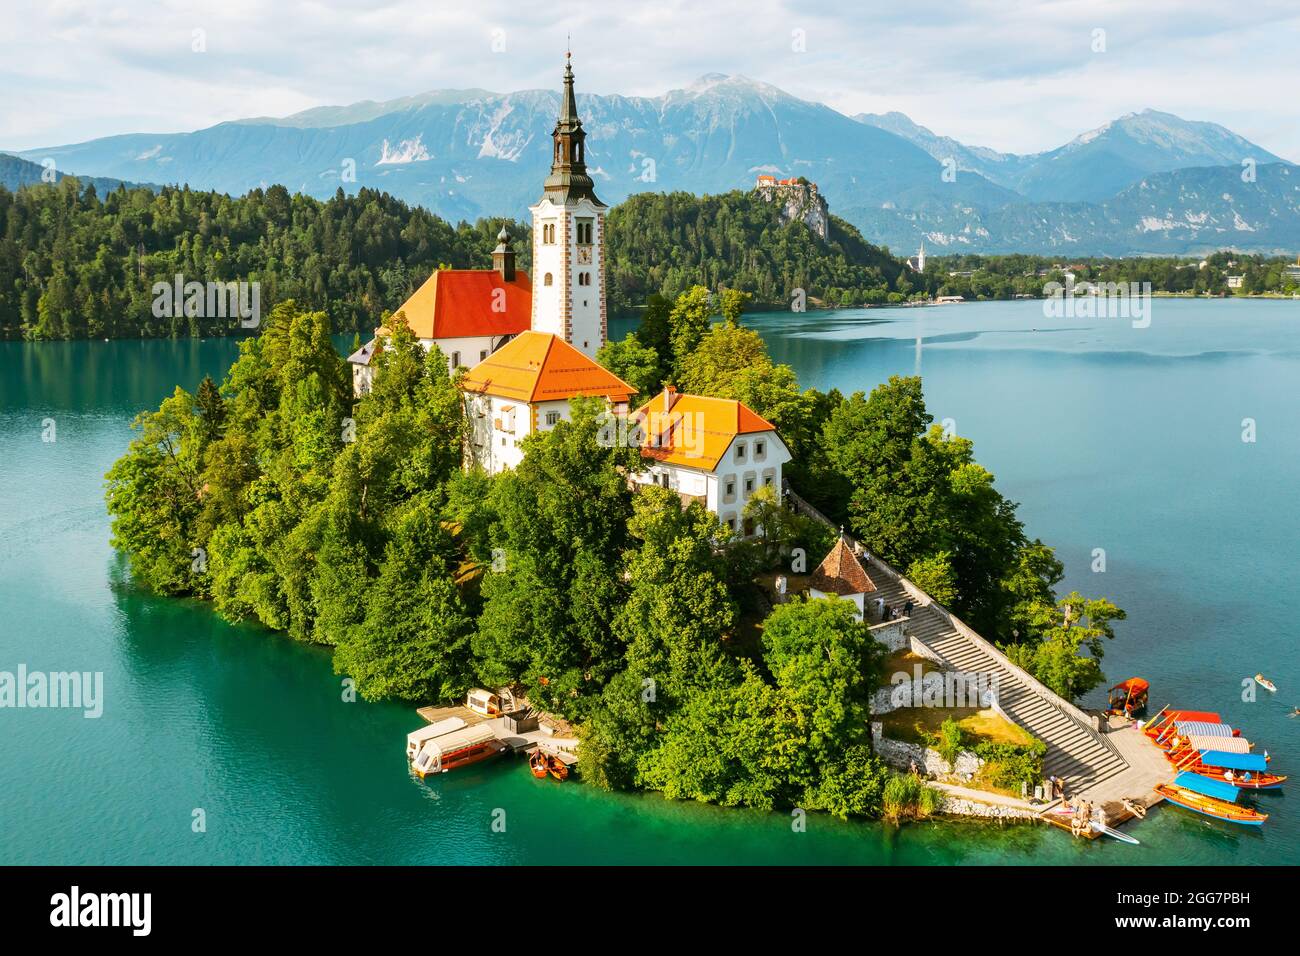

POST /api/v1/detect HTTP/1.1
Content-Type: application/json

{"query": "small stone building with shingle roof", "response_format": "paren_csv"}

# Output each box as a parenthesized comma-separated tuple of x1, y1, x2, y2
(808, 534, 877, 621)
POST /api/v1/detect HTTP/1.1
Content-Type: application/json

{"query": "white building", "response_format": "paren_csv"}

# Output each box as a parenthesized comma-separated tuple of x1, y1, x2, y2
(808, 535, 879, 622)
(460, 330, 636, 474)
(348, 228, 532, 395)
(629, 386, 791, 536)
(528, 53, 607, 360)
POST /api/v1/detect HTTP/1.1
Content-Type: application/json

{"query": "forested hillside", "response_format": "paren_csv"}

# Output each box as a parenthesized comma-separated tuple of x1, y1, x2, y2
(0, 177, 918, 340)
(0, 178, 527, 339)
(605, 190, 914, 311)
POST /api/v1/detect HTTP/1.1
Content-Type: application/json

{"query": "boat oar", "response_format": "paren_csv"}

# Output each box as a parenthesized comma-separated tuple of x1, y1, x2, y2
(1142, 705, 1170, 733)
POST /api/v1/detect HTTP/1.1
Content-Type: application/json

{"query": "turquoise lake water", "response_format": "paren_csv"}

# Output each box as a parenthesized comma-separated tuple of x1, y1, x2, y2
(1, 297, 1297, 864)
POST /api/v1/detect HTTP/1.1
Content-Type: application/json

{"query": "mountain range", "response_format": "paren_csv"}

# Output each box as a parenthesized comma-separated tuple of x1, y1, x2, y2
(7, 75, 1296, 256)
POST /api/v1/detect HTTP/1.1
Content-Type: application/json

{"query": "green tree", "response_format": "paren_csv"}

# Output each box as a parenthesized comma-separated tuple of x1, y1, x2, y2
(1005, 591, 1126, 700)
(596, 331, 662, 399)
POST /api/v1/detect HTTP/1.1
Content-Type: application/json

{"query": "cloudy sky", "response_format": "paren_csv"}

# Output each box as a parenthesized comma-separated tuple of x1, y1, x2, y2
(3, 0, 1297, 157)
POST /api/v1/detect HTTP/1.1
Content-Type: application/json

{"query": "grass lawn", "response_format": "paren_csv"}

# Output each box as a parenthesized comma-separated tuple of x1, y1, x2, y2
(878, 705, 1035, 749)
(879, 649, 943, 687)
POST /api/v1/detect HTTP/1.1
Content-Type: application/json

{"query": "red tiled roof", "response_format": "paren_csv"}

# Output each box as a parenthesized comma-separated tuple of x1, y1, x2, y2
(809, 537, 877, 596)
(631, 388, 778, 471)
(460, 331, 637, 404)
(388, 269, 532, 340)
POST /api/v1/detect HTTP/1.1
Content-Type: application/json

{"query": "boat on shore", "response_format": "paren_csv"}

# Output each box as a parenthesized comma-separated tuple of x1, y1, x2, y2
(1155, 772, 1269, 826)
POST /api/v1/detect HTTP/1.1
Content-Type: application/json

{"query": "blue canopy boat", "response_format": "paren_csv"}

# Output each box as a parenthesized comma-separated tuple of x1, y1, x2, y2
(1156, 771, 1269, 825)
(1189, 751, 1285, 790)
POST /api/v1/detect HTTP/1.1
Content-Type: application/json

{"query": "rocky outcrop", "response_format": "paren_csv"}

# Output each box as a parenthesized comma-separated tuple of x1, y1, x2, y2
(755, 179, 830, 240)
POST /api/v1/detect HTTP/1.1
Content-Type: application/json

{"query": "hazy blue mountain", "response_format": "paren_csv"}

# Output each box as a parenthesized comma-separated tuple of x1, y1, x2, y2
(0, 152, 143, 194)
(853, 111, 1035, 189)
(856, 108, 1288, 203)
(841, 162, 1300, 256)
(15, 74, 1012, 224)
(17, 78, 1295, 256)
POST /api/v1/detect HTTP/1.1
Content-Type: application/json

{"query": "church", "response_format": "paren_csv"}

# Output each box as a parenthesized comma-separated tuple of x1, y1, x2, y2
(351, 54, 790, 524)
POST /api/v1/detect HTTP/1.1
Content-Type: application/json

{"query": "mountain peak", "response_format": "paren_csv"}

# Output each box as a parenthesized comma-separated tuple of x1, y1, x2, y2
(679, 73, 793, 101)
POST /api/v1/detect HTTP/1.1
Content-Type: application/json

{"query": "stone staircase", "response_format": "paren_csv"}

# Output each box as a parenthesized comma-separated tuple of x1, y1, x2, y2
(787, 490, 1129, 792)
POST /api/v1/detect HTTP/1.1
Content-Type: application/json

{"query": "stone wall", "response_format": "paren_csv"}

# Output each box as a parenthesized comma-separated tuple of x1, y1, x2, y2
(871, 721, 983, 779)
(935, 795, 1039, 821)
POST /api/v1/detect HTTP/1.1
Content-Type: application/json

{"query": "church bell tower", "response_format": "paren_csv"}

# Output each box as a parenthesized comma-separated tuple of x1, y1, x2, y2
(530, 52, 607, 358)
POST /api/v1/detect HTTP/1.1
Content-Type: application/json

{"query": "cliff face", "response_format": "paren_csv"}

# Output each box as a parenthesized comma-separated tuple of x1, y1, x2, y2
(754, 180, 830, 240)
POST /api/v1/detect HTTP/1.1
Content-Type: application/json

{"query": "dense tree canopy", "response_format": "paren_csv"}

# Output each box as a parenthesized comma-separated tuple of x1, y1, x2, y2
(605, 190, 912, 311)
(0, 177, 527, 339)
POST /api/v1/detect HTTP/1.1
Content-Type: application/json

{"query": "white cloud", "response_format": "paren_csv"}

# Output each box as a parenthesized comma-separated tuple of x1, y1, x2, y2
(0, 0, 1295, 161)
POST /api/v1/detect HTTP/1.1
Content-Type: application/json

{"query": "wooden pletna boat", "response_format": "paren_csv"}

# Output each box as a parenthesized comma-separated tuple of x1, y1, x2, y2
(1169, 742, 1284, 788)
(528, 749, 569, 781)
(1107, 678, 1149, 717)
(1153, 718, 1237, 752)
(406, 716, 467, 761)
(1143, 708, 1221, 741)
(411, 725, 504, 779)
(1156, 772, 1268, 826)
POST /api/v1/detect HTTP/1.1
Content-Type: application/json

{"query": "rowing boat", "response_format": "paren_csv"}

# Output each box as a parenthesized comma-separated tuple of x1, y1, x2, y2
(1155, 772, 1268, 826)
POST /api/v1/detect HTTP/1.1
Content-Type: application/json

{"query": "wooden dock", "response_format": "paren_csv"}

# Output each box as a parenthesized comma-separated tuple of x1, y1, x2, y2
(1038, 716, 1173, 839)
(413, 703, 580, 766)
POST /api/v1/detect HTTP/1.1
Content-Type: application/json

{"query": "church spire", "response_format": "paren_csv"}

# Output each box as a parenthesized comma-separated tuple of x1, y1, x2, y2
(543, 51, 602, 205)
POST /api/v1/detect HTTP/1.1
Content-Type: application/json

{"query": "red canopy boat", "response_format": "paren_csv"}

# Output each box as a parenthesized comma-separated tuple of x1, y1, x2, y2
(1107, 678, 1149, 717)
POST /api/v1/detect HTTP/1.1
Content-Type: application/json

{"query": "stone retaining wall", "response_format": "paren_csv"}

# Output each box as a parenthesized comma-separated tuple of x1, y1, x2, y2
(936, 796, 1039, 821)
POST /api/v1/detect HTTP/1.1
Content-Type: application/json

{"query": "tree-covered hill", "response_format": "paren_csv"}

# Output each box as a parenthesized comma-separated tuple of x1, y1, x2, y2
(0, 178, 527, 340)
(0, 177, 922, 340)
(605, 189, 914, 311)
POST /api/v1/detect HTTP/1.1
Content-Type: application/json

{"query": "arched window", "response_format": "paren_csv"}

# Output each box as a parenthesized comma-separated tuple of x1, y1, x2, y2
(544, 273, 553, 286)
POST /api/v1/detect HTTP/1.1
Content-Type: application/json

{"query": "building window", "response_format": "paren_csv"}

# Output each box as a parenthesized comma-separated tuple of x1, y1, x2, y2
(762, 473, 774, 487)
(500, 437, 506, 447)
(735, 442, 746, 463)
(744, 476, 754, 494)
(724, 477, 736, 502)
(576, 219, 594, 245)
(543, 223, 556, 244)
(451, 351, 461, 368)
(544, 273, 553, 286)
(755, 440, 766, 459)
(545, 411, 561, 426)
(480, 349, 489, 361)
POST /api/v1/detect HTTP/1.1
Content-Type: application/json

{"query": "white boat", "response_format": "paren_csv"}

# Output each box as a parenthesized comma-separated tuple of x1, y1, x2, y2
(405, 717, 467, 760)
(411, 725, 503, 779)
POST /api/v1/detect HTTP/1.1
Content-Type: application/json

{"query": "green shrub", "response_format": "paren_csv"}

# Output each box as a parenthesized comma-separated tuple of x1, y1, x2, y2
(882, 772, 940, 823)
